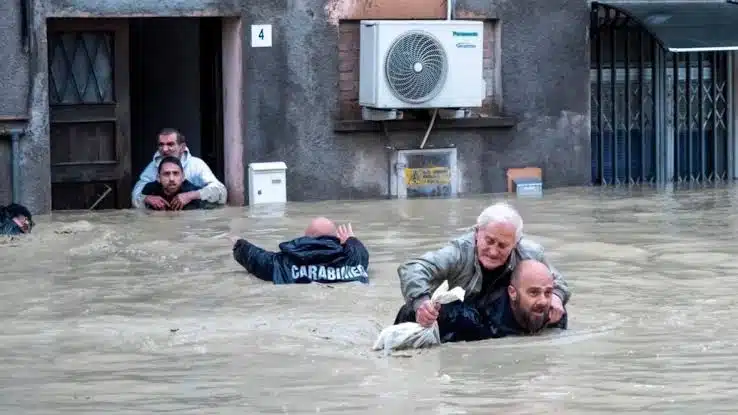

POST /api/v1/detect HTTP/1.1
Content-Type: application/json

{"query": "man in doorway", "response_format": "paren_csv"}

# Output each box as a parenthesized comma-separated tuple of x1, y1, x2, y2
(131, 128, 227, 209)
(431, 259, 568, 343)
(140, 156, 213, 211)
(0, 203, 34, 236)
(394, 202, 570, 328)
(231, 218, 370, 284)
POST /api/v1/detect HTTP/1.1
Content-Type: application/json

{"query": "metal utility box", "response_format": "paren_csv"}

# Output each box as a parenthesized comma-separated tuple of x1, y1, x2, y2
(513, 177, 543, 198)
(390, 148, 458, 198)
(248, 162, 287, 205)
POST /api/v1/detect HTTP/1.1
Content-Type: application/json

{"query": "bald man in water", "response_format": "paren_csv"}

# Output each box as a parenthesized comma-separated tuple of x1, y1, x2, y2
(231, 217, 370, 284)
(418, 259, 568, 342)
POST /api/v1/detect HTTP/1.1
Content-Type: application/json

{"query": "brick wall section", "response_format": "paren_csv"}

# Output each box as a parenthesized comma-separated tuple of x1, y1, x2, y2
(338, 22, 361, 120)
(337, 20, 500, 120)
(481, 21, 498, 113)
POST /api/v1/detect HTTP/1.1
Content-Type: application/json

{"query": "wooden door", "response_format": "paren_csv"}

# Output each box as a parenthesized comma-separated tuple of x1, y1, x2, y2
(48, 19, 131, 210)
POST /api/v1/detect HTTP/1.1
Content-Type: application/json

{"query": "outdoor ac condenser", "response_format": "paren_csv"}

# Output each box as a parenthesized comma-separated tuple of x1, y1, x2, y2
(359, 20, 485, 110)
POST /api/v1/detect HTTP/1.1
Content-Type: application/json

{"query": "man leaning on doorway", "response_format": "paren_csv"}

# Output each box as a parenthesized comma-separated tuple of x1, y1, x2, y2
(131, 128, 227, 209)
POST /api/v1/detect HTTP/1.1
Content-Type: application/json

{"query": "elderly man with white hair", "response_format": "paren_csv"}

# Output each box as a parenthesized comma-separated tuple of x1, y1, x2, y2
(394, 202, 570, 330)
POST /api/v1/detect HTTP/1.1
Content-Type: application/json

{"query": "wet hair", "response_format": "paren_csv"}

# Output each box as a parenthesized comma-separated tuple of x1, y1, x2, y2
(0, 203, 34, 230)
(157, 128, 186, 144)
(476, 202, 524, 242)
(158, 156, 184, 174)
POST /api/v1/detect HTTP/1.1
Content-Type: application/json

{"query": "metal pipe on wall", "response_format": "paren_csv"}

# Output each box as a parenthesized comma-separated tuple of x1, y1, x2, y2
(0, 128, 25, 203)
(11, 132, 21, 202)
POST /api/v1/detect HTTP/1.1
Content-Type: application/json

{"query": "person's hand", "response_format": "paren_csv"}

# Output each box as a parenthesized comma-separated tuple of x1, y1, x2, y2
(416, 300, 441, 327)
(336, 223, 354, 244)
(549, 294, 565, 323)
(144, 195, 169, 210)
(170, 192, 196, 211)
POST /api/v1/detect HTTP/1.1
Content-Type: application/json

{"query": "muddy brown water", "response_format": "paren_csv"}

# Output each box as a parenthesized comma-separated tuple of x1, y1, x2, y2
(2, 185, 738, 414)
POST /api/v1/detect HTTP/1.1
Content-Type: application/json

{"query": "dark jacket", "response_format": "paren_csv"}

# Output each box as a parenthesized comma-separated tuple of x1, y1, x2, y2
(0, 218, 23, 236)
(233, 235, 370, 284)
(0, 204, 32, 236)
(398, 232, 570, 311)
(141, 180, 208, 210)
(392, 289, 567, 343)
(437, 293, 568, 343)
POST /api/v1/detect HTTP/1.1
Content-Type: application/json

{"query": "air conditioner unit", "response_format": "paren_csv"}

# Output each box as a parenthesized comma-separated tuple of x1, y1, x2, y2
(359, 20, 485, 112)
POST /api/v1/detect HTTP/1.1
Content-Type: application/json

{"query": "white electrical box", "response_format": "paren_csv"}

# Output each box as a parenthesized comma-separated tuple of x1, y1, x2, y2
(248, 162, 287, 205)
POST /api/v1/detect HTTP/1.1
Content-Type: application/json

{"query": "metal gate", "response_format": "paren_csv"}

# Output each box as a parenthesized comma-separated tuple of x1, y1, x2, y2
(590, 3, 730, 185)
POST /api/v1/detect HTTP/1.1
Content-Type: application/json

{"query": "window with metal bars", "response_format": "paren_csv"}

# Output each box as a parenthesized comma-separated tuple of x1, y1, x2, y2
(48, 31, 115, 105)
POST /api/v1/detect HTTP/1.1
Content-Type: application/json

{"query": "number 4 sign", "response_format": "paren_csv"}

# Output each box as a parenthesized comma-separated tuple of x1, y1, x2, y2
(251, 24, 272, 48)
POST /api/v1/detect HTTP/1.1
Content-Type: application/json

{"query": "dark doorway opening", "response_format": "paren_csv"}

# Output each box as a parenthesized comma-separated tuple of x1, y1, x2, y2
(129, 17, 225, 188)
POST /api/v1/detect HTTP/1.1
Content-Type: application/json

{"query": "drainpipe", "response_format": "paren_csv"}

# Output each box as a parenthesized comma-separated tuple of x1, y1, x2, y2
(6, 0, 34, 204)
(1, 127, 25, 203)
(11, 131, 22, 203)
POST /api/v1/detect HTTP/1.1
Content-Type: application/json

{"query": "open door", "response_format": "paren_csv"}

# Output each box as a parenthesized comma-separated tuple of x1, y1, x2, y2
(47, 19, 131, 210)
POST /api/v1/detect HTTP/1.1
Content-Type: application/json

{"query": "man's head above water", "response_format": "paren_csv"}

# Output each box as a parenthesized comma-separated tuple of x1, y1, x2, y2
(157, 156, 185, 195)
(474, 202, 523, 270)
(2, 203, 33, 233)
(304, 217, 337, 238)
(157, 128, 186, 158)
(508, 259, 554, 333)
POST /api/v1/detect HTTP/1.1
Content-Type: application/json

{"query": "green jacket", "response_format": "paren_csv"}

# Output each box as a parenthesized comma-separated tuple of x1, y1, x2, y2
(398, 231, 571, 309)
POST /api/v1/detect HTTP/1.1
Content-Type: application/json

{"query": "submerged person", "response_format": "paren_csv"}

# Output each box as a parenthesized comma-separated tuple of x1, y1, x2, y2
(132, 128, 227, 209)
(231, 217, 370, 284)
(394, 202, 571, 329)
(140, 156, 215, 211)
(0, 203, 34, 236)
(432, 259, 568, 342)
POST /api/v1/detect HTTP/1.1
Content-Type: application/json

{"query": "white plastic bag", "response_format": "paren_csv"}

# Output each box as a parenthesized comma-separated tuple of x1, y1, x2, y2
(373, 280, 465, 353)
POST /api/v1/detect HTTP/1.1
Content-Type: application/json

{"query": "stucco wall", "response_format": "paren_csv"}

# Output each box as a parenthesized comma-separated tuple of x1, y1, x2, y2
(244, 0, 591, 202)
(0, 1, 29, 205)
(0, 0, 51, 212)
(47, 0, 240, 17)
(0, 2, 30, 119)
(0, 0, 591, 212)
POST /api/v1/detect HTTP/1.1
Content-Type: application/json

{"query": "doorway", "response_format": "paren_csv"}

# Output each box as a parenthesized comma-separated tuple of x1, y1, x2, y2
(46, 17, 229, 210)
(129, 17, 225, 187)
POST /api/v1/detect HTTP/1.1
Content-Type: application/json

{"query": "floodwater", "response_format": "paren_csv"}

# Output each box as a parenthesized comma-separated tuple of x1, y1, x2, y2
(2, 185, 738, 414)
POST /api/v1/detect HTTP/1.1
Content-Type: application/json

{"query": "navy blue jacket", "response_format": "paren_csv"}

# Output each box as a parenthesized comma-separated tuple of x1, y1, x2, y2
(232, 235, 370, 284)
(437, 292, 568, 343)
(141, 180, 210, 210)
(0, 219, 23, 236)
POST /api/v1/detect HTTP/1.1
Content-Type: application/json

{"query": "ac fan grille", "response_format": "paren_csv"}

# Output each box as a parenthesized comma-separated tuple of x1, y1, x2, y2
(384, 31, 448, 104)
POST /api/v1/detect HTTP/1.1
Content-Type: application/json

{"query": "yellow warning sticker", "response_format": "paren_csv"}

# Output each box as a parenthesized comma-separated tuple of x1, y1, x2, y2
(404, 167, 451, 186)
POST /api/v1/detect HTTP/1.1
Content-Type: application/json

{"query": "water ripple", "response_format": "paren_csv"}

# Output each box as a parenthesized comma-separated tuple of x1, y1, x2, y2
(2, 185, 738, 413)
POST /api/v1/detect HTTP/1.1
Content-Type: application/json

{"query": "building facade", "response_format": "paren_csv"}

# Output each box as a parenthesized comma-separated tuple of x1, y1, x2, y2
(2, 0, 732, 214)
